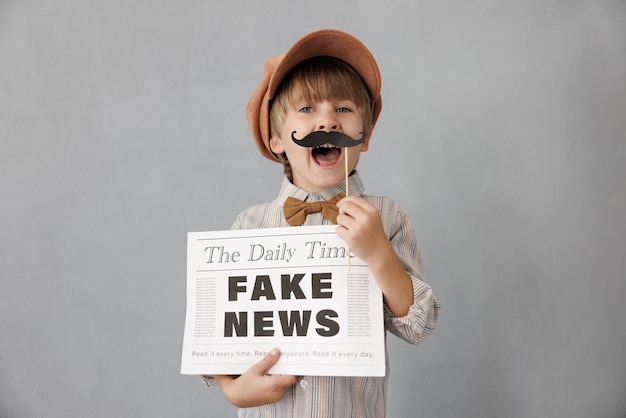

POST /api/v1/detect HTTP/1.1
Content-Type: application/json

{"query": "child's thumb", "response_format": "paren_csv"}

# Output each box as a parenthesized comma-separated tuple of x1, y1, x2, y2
(250, 348, 280, 376)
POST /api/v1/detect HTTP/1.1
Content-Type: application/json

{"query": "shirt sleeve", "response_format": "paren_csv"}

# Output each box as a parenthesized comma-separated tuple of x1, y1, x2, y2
(200, 374, 218, 387)
(381, 202, 440, 344)
(384, 274, 440, 344)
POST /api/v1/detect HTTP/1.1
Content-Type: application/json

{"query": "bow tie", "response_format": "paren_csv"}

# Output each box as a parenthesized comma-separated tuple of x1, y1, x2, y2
(283, 193, 345, 226)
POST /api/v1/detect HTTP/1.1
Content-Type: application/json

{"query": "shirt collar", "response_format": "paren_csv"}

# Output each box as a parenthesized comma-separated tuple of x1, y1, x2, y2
(276, 171, 365, 203)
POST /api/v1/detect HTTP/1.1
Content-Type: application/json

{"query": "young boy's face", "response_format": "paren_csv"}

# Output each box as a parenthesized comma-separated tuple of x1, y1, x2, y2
(269, 96, 371, 193)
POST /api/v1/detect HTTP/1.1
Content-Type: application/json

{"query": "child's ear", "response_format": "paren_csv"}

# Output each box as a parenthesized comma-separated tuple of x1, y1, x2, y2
(269, 135, 285, 154)
(359, 125, 374, 152)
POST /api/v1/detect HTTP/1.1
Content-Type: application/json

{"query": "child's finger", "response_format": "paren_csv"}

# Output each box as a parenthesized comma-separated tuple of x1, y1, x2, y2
(248, 348, 281, 376)
(266, 373, 298, 389)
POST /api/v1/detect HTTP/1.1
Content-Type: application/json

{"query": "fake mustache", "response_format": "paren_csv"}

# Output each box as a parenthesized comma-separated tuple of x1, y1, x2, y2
(291, 130, 366, 148)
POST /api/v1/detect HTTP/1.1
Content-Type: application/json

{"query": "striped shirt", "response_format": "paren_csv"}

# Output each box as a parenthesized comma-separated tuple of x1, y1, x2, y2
(202, 171, 440, 417)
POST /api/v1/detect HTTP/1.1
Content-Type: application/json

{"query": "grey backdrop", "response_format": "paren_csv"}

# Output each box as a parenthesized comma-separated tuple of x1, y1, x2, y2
(1, 1, 625, 417)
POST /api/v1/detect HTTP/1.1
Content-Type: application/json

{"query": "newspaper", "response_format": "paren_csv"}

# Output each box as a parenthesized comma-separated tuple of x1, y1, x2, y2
(180, 225, 385, 377)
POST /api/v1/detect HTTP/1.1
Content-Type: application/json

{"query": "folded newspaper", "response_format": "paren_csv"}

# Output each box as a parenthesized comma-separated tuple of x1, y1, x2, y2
(180, 225, 385, 377)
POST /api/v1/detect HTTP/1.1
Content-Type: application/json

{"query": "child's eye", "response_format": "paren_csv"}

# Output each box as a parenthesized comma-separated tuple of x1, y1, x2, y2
(299, 106, 314, 113)
(337, 107, 352, 113)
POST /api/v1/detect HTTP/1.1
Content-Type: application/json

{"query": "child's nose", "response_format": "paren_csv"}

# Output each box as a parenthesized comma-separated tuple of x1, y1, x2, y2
(317, 111, 339, 132)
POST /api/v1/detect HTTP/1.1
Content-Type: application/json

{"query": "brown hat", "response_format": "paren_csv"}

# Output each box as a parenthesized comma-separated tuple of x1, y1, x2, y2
(246, 29, 382, 162)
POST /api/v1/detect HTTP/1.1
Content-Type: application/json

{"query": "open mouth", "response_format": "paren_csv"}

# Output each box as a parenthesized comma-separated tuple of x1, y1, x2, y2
(312, 144, 342, 167)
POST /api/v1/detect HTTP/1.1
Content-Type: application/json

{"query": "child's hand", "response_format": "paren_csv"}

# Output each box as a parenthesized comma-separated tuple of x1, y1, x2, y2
(214, 348, 297, 408)
(335, 195, 389, 267)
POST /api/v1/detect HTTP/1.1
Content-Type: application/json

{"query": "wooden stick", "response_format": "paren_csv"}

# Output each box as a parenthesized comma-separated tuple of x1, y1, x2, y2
(345, 150, 349, 197)
(345, 150, 351, 270)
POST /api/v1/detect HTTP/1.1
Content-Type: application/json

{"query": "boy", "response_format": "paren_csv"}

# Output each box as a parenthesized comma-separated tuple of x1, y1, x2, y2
(203, 29, 440, 417)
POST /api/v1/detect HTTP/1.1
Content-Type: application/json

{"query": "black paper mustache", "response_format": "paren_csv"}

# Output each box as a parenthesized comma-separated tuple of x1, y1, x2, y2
(291, 130, 366, 148)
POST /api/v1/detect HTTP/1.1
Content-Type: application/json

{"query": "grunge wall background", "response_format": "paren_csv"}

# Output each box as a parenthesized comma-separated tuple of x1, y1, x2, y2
(1, 1, 625, 417)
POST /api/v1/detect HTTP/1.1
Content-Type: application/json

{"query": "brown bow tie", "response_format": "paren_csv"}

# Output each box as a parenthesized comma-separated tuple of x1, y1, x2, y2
(283, 193, 345, 226)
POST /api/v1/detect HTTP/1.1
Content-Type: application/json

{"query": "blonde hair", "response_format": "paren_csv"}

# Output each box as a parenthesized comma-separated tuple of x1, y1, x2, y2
(269, 57, 373, 180)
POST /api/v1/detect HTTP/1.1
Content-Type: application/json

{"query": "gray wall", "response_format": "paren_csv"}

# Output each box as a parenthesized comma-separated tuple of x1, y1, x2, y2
(1, 1, 625, 417)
